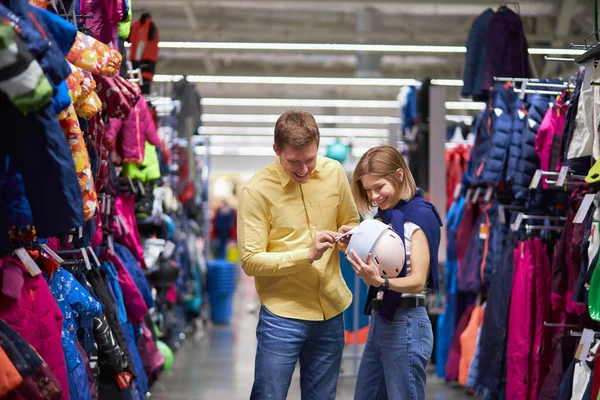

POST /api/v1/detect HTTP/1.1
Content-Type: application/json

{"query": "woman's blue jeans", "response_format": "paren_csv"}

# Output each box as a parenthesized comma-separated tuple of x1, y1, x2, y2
(354, 306, 433, 400)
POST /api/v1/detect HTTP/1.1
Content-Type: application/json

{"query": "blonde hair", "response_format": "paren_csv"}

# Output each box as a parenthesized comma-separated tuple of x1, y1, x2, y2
(351, 145, 417, 216)
(274, 110, 320, 150)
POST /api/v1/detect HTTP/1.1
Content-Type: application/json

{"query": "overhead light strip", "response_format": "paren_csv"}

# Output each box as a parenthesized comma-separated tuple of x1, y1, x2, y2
(199, 126, 389, 137)
(154, 75, 457, 86)
(125, 41, 584, 56)
(201, 97, 486, 110)
(202, 113, 400, 124)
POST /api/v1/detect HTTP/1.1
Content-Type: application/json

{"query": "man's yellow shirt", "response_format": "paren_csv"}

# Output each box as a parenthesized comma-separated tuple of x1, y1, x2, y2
(237, 156, 360, 320)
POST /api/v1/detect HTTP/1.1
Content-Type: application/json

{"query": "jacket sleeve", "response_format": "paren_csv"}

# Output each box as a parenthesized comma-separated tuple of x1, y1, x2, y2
(93, 312, 131, 374)
(65, 269, 103, 318)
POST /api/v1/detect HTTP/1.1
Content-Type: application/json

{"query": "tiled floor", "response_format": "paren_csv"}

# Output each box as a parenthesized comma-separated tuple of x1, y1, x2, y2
(150, 289, 472, 400)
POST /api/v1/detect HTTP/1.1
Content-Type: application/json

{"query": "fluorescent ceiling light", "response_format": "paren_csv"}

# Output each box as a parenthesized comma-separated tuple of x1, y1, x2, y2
(202, 97, 486, 111)
(195, 145, 375, 157)
(126, 41, 584, 56)
(202, 113, 399, 124)
(446, 115, 474, 125)
(199, 126, 389, 137)
(153, 75, 461, 87)
(445, 101, 486, 110)
(207, 136, 384, 146)
(201, 98, 398, 108)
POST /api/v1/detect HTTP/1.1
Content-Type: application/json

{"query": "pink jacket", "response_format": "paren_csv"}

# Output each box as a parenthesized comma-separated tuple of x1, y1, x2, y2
(106, 96, 161, 163)
(110, 253, 148, 323)
(114, 193, 147, 269)
(0, 256, 69, 400)
(535, 92, 569, 189)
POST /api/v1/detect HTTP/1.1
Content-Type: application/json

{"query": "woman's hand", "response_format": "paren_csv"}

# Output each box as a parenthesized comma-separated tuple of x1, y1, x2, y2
(346, 250, 384, 288)
(335, 225, 356, 252)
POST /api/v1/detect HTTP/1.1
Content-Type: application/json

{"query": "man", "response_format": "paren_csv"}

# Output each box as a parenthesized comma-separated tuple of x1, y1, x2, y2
(238, 110, 360, 399)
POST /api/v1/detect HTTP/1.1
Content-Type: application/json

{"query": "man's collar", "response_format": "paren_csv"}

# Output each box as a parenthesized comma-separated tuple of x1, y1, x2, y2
(275, 156, 324, 187)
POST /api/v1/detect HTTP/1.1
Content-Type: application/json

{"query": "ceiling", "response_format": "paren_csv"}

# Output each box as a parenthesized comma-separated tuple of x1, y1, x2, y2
(130, 0, 592, 157)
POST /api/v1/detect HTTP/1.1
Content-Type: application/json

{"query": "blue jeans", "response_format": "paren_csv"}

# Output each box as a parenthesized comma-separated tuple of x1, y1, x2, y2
(251, 306, 344, 400)
(354, 307, 433, 400)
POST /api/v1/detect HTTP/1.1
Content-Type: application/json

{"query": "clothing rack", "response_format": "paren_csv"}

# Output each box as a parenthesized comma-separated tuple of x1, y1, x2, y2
(543, 322, 579, 329)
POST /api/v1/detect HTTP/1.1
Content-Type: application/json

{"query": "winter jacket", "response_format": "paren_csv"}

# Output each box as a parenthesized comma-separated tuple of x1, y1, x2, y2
(66, 31, 121, 77)
(114, 243, 155, 309)
(505, 97, 528, 184)
(464, 111, 490, 186)
(562, 70, 585, 174)
(461, 8, 495, 99)
(0, 256, 69, 400)
(480, 82, 518, 186)
(129, 13, 160, 85)
(93, 311, 130, 376)
(95, 76, 131, 122)
(0, 345, 22, 397)
(0, 0, 72, 89)
(114, 193, 146, 269)
(81, 0, 120, 45)
(0, 21, 53, 115)
(566, 83, 599, 176)
(481, 7, 532, 92)
(552, 187, 591, 316)
(123, 142, 162, 184)
(107, 96, 161, 163)
(0, 320, 63, 400)
(45, 268, 102, 373)
(459, 305, 485, 386)
(536, 91, 569, 189)
(513, 94, 553, 201)
(58, 104, 99, 221)
(109, 255, 148, 324)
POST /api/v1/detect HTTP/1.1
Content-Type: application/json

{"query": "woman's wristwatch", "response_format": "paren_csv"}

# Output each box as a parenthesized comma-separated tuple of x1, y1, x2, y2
(382, 277, 389, 291)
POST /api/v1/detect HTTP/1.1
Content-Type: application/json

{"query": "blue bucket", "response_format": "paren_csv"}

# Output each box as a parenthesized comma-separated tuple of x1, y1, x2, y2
(209, 292, 234, 324)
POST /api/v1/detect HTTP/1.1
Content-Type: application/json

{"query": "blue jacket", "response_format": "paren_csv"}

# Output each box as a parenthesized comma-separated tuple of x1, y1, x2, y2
(0, 0, 72, 89)
(513, 95, 553, 200)
(114, 243, 156, 309)
(45, 267, 102, 372)
(461, 8, 495, 98)
(505, 97, 528, 183)
(480, 83, 518, 186)
(464, 110, 491, 186)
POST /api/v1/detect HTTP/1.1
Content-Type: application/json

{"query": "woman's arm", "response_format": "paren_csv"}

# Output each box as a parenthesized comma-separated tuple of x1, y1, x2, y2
(346, 228, 430, 294)
(387, 229, 430, 294)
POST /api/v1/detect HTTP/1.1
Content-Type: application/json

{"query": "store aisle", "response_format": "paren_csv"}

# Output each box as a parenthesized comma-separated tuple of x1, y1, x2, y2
(150, 291, 471, 400)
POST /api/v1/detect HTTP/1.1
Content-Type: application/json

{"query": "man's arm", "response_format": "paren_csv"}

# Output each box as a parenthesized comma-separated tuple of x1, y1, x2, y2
(336, 164, 360, 228)
(237, 187, 311, 277)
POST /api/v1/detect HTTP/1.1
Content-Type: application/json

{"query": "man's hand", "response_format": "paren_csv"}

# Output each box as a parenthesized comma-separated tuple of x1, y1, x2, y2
(335, 225, 357, 252)
(308, 231, 338, 263)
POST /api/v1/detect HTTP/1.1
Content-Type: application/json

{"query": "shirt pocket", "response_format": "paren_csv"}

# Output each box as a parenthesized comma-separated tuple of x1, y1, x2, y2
(317, 199, 339, 230)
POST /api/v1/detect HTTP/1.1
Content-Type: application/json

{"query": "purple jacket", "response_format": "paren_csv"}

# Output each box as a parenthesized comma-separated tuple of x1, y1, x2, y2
(0, 256, 69, 400)
(552, 187, 591, 316)
(481, 7, 532, 92)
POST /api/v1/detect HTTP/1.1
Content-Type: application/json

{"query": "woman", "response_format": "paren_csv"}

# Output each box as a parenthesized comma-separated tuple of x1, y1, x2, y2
(339, 145, 442, 400)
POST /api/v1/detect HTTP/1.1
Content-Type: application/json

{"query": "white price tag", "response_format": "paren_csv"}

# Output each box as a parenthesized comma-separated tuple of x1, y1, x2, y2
(519, 81, 527, 100)
(498, 205, 506, 224)
(556, 166, 569, 187)
(453, 183, 462, 200)
(529, 170, 543, 189)
(484, 187, 494, 203)
(576, 328, 595, 361)
(465, 188, 474, 203)
(106, 195, 111, 215)
(39, 244, 64, 263)
(584, 59, 595, 91)
(107, 235, 115, 255)
(81, 248, 92, 271)
(511, 212, 525, 232)
(574, 193, 596, 224)
(87, 246, 101, 267)
(14, 247, 42, 276)
(79, 226, 83, 239)
(472, 187, 482, 204)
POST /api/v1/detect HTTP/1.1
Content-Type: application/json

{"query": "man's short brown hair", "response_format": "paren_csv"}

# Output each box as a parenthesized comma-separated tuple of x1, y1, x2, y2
(274, 110, 320, 150)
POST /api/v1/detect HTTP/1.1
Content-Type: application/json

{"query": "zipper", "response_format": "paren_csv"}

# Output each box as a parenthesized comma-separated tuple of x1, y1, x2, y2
(28, 12, 48, 40)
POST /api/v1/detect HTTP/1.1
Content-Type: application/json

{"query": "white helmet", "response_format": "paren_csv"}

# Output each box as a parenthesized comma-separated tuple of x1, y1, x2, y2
(346, 219, 406, 278)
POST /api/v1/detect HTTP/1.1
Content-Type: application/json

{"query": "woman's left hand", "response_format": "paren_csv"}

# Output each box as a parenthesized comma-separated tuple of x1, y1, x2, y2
(346, 250, 384, 288)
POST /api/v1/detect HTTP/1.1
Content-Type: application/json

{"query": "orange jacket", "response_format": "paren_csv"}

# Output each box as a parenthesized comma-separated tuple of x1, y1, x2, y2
(0, 346, 22, 397)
